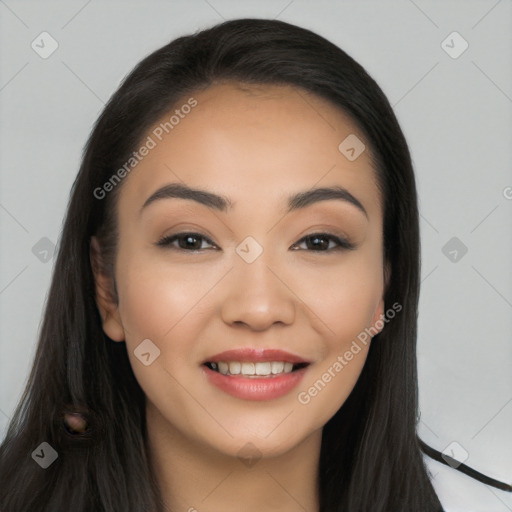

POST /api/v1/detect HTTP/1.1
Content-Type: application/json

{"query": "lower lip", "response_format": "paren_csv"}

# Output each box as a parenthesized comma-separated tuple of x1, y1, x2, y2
(202, 365, 308, 401)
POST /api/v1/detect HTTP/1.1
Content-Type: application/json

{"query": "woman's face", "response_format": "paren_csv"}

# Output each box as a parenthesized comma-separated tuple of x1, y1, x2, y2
(95, 82, 386, 459)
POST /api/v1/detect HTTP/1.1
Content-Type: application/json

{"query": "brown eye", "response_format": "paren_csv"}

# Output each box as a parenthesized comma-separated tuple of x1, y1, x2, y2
(156, 232, 217, 251)
(291, 233, 355, 252)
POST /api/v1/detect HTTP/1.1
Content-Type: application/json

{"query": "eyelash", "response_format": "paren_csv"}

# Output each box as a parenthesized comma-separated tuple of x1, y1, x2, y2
(155, 232, 355, 253)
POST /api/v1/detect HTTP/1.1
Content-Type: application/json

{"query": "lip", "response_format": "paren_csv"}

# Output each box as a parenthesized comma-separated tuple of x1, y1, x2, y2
(202, 364, 309, 401)
(202, 348, 310, 365)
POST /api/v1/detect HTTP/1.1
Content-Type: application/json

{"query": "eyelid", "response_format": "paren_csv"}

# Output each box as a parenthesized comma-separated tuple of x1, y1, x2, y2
(156, 232, 218, 251)
(293, 232, 355, 251)
(156, 230, 356, 252)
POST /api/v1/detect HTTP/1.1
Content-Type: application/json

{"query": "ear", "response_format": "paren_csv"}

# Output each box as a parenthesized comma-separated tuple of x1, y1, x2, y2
(370, 261, 391, 335)
(90, 236, 125, 342)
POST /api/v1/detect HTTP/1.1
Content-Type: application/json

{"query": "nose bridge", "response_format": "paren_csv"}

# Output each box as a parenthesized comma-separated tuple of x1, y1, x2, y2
(236, 239, 274, 286)
(220, 235, 296, 329)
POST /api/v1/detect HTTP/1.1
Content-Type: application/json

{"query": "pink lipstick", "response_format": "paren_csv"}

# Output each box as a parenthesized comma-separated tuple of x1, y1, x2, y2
(201, 348, 310, 401)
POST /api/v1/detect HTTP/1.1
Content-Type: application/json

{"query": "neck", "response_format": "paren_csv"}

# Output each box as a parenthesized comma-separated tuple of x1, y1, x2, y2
(146, 403, 322, 512)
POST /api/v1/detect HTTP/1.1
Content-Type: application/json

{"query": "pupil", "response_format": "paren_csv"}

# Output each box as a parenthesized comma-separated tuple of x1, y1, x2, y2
(182, 234, 200, 250)
(309, 235, 327, 250)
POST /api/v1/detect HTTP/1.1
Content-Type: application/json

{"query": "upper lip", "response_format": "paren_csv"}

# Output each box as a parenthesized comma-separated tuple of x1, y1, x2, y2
(202, 348, 311, 364)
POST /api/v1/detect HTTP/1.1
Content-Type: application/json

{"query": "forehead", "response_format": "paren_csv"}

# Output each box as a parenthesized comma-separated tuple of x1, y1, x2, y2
(117, 82, 382, 222)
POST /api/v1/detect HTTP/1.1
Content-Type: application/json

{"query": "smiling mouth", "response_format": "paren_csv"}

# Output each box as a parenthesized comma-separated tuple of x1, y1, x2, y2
(204, 361, 309, 378)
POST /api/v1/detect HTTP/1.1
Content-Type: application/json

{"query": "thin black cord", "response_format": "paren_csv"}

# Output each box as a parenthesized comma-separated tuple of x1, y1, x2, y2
(418, 437, 512, 492)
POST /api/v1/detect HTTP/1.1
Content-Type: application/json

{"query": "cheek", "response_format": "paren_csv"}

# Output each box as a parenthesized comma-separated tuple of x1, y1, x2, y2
(114, 257, 213, 426)
(296, 343, 369, 432)
(116, 253, 220, 343)
(290, 253, 382, 423)
(290, 251, 383, 344)
(114, 252, 224, 397)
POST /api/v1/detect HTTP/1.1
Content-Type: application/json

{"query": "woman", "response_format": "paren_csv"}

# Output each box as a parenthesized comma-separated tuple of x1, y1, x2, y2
(0, 17, 447, 511)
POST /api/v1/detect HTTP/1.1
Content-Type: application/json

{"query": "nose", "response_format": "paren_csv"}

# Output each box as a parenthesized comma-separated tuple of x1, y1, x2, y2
(220, 251, 296, 331)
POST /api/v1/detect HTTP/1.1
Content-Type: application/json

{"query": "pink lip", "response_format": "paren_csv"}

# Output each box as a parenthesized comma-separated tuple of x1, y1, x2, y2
(202, 364, 309, 401)
(203, 348, 310, 364)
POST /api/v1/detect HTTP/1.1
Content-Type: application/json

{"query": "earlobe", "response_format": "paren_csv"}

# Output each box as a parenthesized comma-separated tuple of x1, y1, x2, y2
(90, 236, 125, 342)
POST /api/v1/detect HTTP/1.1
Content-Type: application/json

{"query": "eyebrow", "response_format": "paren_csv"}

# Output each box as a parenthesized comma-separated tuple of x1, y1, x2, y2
(140, 182, 368, 218)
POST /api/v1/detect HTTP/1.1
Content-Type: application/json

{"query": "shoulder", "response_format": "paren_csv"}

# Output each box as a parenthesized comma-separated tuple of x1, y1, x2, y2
(423, 453, 512, 512)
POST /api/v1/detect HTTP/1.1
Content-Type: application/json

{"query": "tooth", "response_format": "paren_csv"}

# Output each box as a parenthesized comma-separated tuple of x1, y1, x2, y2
(241, 362, 255, 375)
(212, 360, 298, 376)
(229, 361, 241, 375)
(271, 361, 284, 374)
(255, 362, 271, 376)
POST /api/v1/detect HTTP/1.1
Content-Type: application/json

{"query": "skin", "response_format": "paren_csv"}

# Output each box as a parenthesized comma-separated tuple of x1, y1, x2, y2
(92, 82, 387, 512)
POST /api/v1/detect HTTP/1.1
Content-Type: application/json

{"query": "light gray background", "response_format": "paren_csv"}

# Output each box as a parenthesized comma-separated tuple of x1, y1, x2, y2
(1, 1, 511, 511)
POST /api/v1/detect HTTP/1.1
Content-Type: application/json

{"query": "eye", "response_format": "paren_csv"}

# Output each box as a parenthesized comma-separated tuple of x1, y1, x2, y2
(156, 232, 218, 252)
(291, 232, 355, 252)
(156, 231, 355, 253)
